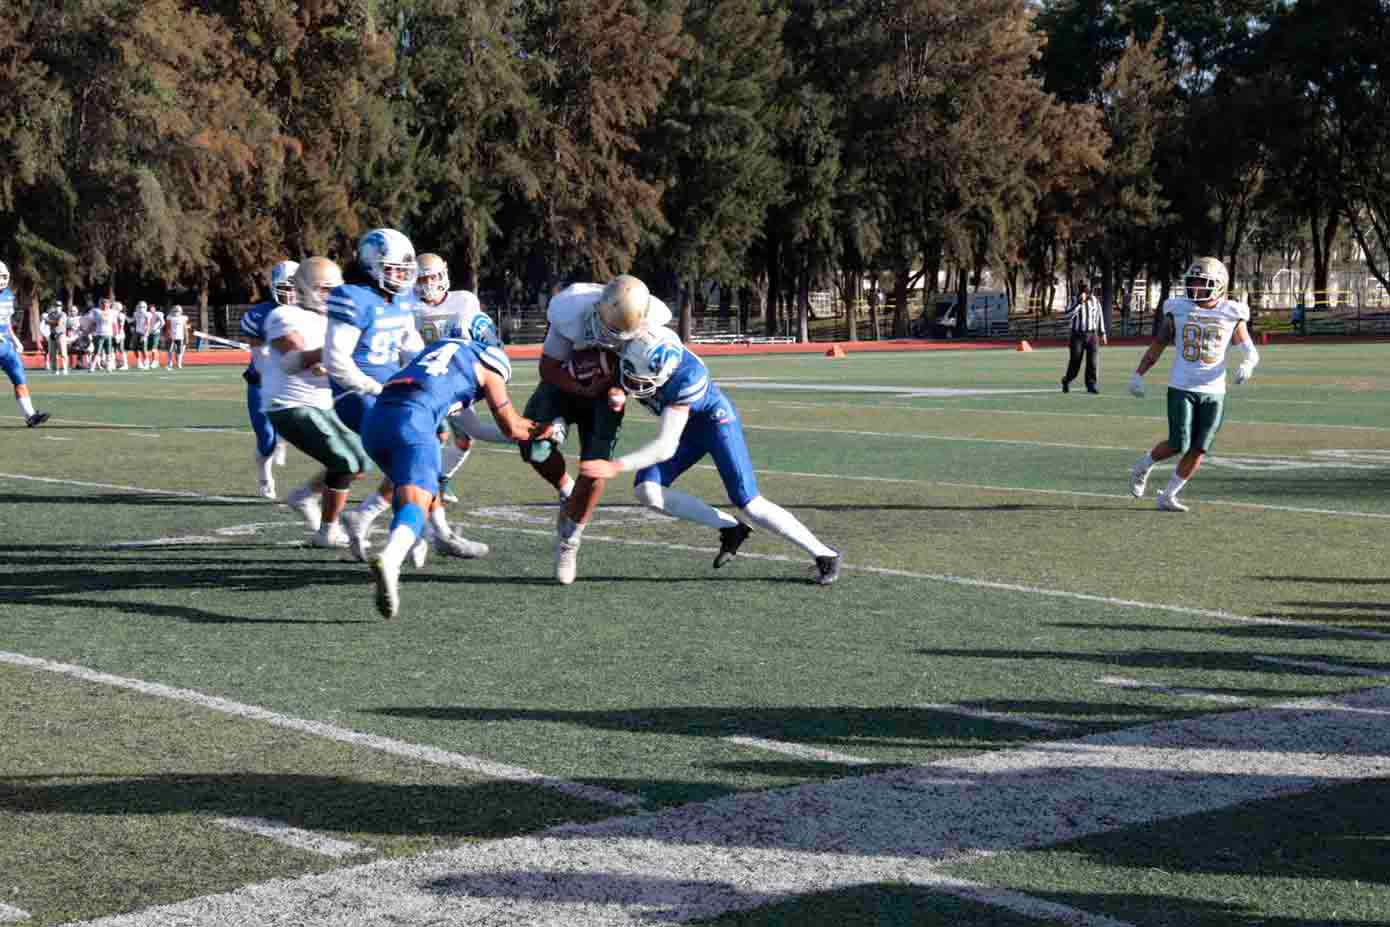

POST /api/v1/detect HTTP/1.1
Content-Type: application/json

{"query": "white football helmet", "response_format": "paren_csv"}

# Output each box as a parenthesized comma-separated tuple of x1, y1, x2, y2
(590, 274, 653, 347)
(415, 253, 449, 305)
(1183, 256, 1228, 303)
(618, 326, 683, 398)
(447, 310, 502, 347)
(357, 228, 418, 295)
(270, 260, 300, 305)
(136, 300, 148, 312)
(0, 260, 9, 290)
(294, 257, 345, 313)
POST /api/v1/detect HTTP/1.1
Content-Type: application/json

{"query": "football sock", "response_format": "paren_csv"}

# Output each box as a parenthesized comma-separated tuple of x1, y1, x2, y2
(256, 454, 275, 483)
(557, 473, 575, 501)
(557, 515, 585, 545)
(441, 444, 471, 479)
(428, 506, 453, 539)
(1163, 474, 1189, 498)
(17, 395, 36, 418)
(740, 495, 836, 559)
(355, 491, 392, 523)
(635, 481, 738, 529)
(1135, 452, 1154, 472)
(381, 503, 426, 568)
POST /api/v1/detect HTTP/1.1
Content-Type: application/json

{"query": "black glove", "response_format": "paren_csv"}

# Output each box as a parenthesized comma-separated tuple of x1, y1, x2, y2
(242, 367, 261, 386)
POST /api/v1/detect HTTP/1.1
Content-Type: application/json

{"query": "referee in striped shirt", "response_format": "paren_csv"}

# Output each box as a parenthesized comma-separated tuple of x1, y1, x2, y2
(1061, 283, 1107, 394)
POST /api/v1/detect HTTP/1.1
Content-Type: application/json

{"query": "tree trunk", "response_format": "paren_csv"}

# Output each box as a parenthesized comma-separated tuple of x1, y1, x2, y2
(797, 268, 810, 343)
(893, 265, 910, 338)
(867, 284, 881, 341)
(678, 280, 694, 342)
(764, 228, 781, 336)
(845, 270, 859, 342)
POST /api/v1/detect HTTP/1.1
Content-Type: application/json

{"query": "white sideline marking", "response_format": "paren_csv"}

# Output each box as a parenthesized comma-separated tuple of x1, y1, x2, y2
(918, 703, 1072, 732)
(722, 381, 1054, 399)
(745, 422, 1135, 452)
(0, 472, 253, 504)
(0, 903, 30, 923)
(1254, 656, 1390, 678)
(1098, 676, 1250, 705)
(0, 651, 638, 810)
(72, 688, 1390, 927)
(212, 817, 374, 859)
(723, 736, 873, 766)
(40, 436, 73, 442)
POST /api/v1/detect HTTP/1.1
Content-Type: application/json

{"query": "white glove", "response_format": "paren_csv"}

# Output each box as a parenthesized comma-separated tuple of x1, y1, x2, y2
(1128, 371, 1145, 398)
(1234, 361, 1255, 385)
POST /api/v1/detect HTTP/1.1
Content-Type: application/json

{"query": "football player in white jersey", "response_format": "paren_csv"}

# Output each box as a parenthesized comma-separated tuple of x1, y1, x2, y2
(165, 306, 189, 369)
(1126, 257, 1259, 512)
(87, 298, 119, 372)
(0, 262, 50, 425)
(41, 302, 69, 374)
(410, 253, 511, 503)
(518, 274, 673, 584)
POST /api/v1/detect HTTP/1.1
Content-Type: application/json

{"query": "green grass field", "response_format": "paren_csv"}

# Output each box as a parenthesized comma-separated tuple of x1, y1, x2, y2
(2, 342, 1389, 926)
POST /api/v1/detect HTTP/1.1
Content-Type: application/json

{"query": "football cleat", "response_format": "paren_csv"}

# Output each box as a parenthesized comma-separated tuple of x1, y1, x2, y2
(554, 537, 580, 585)
(432, 532, 490, 559)
(369, 556, 401, 620)
(409, 537, 429, 569)
(340, 510, 372, 563)
(310, 524, 350, 549)
(814, 553, 841, 586)
(286, 486, 323, 532)
(1156, 492, 1189, 513)
(1128, 463, 1151, 499)
(25, 412, 50, 428)
(258, 480, 276, 500)
(714, 523, 753, 569)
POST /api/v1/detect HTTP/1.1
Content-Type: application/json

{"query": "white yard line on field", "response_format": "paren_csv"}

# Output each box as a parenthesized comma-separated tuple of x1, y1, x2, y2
(0, 472, 254, 504)
(721, 736, 874, 766)
(211, 818, 376, 860)
(71, 688, 1390, 927)
(917, 703, 1073, 732)
(0, 651, 638, 810)
(0, 904, 29, 923)
(1097, 675, 1251, 705)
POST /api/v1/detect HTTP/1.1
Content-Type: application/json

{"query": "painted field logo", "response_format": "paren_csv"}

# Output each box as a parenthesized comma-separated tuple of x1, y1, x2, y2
(1208, 449, 1390, 471)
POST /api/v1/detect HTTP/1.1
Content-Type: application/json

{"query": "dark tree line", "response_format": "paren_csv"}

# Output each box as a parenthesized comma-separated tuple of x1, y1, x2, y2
(1, 0, 1386, 340)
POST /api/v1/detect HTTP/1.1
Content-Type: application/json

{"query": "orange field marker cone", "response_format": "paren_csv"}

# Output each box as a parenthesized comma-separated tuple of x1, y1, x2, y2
(1016, 340, 1033, 352)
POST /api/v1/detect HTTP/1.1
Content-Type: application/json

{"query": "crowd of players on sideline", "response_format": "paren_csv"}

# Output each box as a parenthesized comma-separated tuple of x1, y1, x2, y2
(2, 237, 1255, 616)
(26, 294, 193, 375)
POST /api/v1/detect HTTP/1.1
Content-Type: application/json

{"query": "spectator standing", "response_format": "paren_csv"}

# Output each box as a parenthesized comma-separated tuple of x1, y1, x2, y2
(1061, 283, 1107, 394)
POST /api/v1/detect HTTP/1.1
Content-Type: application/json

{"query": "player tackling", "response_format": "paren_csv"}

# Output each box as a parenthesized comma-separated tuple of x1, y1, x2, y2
(1127, 256, 1259, 512)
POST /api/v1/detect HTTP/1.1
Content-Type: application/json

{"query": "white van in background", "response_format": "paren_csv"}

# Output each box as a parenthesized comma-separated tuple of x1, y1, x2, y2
(913, 290, 1011, 337)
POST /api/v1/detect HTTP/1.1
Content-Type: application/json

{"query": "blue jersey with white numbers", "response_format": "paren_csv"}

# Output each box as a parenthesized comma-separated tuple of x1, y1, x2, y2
(638, 348, 725, 418)
(326, 282, 418, 385)
(378, 338, 512, 427)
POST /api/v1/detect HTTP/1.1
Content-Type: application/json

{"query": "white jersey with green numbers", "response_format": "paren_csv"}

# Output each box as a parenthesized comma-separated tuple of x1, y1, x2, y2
(1163, 296, 1250, 396)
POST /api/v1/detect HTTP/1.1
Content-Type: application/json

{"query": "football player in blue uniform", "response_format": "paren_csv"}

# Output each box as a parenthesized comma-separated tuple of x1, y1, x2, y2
(241, 261, 296, 498)
(360, 338, 550, 619)
(325, 228, 427, 559)
(0, 261, 50, 427)
(581, 327, 840, 585)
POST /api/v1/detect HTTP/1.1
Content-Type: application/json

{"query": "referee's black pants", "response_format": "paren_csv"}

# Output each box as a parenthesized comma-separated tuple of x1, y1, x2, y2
(1063, 331, 1099, 391)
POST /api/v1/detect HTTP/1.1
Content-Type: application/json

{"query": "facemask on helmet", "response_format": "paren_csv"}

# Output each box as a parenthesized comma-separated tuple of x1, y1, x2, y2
(618, 328, 682, 398)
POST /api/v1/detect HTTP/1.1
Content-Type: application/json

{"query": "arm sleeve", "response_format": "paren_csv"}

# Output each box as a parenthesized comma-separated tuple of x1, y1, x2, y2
(615, 405, 690, 472)
(323, 319, 382, 395)
(449, 404, 510, 444)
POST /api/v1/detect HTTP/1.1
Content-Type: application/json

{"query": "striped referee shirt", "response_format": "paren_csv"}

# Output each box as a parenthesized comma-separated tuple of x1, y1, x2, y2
(1067, 295, 1105, 336)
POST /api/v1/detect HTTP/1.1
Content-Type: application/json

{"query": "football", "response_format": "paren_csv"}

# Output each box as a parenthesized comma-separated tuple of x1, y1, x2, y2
(567, 348, 613, 386)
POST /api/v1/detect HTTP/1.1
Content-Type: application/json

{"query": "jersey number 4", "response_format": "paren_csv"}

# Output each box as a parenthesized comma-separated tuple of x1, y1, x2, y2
(419, 341, 464, 376)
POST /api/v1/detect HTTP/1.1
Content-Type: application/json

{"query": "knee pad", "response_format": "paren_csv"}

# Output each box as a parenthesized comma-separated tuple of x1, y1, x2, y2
(520, 439, 554, 465)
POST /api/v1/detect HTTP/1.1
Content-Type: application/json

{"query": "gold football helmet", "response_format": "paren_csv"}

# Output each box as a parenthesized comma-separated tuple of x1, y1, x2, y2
(293, 257, 344, 313)
(1183, 257, 1228, 303)
(592, 274, 652, 346)
(415, 253, 450, 305)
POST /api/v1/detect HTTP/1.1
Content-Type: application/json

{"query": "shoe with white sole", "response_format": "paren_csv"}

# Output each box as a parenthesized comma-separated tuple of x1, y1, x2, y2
(258, 480, 276, 500)
(310, 524, 350, 548)
(1128, 463, 1151, 499)
(369, 556, 401, 620)
(409, 537, 430, 569)
(432, 532, 490, 559)
(554, 537, 579, 585)
(340, 510, 372, 563)
(285, 486, 322, 532)
(1156, 492, 1189, 513)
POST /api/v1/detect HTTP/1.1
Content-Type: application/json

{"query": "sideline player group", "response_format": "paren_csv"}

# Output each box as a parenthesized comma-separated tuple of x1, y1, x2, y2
(2, 248, 1258, 616)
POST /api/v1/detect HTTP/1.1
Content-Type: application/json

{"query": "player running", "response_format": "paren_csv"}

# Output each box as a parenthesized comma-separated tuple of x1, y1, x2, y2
(581, 326, 841, 585)
(242, 262, 297, 499)
(360, 337, 549, 619)
(519, 275, 672, 584)
(1127, 256, 1260, 512)
(325, 229, 425, 561)
(0, 262, 50, 427)
(260, 257, 372, 548)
